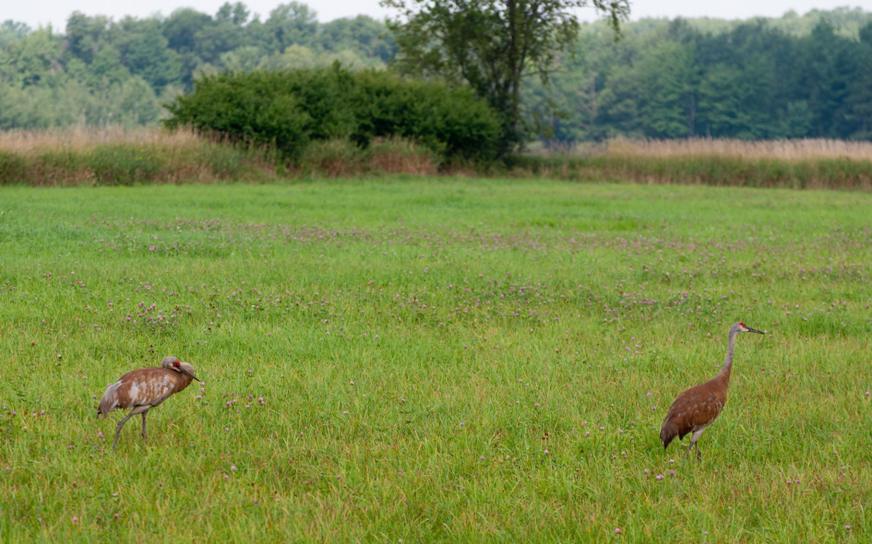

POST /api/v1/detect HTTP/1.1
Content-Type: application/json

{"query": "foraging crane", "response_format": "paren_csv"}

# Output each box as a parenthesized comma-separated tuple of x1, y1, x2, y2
(98, 356, 199, 449)
(660, 322, 764, 458)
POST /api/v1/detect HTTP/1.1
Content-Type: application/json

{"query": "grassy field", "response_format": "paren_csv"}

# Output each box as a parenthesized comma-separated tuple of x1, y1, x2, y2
(0, 178, 870, 542)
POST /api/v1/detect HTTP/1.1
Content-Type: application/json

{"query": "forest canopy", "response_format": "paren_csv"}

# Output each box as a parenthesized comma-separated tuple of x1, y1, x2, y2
(1, 3, 871, 141)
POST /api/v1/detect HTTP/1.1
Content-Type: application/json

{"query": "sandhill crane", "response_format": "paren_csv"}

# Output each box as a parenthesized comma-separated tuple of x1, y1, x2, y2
(660, 322, 764, 458)
(98, 356, 199, 449)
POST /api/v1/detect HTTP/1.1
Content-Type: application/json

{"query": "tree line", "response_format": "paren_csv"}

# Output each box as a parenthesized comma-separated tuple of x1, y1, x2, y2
(0, 2, 393, 128)
(527, 11, 872, 142)
(1, 2, 870, 142)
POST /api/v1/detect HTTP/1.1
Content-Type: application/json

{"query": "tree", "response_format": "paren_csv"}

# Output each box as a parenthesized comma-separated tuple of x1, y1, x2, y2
(843, 22, 872, 138)
(162, 8, 212, 53)
(382, 0, 629, 152)
(318, 16, 397, 62)
(633, 40, 697, 138)
(265, 2, 318, 52)
(116, 18, 181, 90)
(65, 12, 113, 64)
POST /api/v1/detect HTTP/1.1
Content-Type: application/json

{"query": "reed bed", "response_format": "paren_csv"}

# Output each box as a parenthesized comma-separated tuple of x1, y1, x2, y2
(0, 127, 278, 186)
(516, 138, 872, 190)
(601, 137, 872, 161)
(0, 126, 204, 153)
(2, 127, 872, 189)
(0, 128, 443, 185)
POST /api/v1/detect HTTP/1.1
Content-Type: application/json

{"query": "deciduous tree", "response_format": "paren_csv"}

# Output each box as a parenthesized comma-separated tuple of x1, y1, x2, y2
(382, 0, 629, 152)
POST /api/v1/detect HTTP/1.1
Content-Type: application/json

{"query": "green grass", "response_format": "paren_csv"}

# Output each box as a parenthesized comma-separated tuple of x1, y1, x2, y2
(0, 178, 870, 542)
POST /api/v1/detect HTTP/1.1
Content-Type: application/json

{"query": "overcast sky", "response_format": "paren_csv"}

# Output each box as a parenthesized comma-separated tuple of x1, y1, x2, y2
(4, 1, 871, 30)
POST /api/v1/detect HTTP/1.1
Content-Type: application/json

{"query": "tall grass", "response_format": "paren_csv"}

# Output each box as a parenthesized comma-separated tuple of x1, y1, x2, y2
(297, 138, 438, 178)
(517, 138, 872, 190)
(577, 137, 872, 161)
(2, 128, 872, 189)
(0, 128, 442, 185)
(0, 127, 279, 186)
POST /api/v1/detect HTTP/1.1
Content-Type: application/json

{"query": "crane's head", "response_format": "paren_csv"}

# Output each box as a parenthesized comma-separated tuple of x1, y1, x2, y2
(736, 322, 765, 334)
(161, 355, 200, 382)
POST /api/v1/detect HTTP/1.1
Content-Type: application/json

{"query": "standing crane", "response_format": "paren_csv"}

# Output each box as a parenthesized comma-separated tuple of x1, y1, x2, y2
(98, 355, 199, 449)
(660, 322, 764, 458)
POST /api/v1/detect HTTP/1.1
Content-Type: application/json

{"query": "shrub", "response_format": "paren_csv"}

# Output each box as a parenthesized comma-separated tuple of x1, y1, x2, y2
(164, 66, 502, 163)
(164, 73, 311, 158)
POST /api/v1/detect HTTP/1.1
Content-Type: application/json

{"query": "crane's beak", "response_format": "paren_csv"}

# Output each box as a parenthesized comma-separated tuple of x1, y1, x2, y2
(746, 326, 765, 334)
(180, 363, 200, 382)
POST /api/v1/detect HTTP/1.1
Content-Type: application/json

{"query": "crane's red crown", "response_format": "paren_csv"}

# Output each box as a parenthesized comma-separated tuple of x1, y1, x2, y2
(173, 360, 181, 368)
(738, 321, 746, 327)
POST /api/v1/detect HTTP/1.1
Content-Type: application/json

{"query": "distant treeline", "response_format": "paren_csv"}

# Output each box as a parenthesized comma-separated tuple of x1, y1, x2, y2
(0, 2, 393, 128)
(1, 3, 871, 141)
(527, 14, 872, 142)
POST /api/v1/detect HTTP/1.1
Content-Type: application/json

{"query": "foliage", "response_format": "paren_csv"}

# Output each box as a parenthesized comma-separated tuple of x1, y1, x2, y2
(1, 3, 871, 143)
(165, 71, 313, 157)
(528, 17, 872, 142)
(382, 0, 630, 152)
(1, 181, 870, 541)
(0, 3, 394, 128)
(164, 67, 502, 162)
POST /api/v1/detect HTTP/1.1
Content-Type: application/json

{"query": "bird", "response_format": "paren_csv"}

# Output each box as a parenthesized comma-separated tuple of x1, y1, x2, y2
(98, 355, 200, 449)
(660, 322, 764, 459)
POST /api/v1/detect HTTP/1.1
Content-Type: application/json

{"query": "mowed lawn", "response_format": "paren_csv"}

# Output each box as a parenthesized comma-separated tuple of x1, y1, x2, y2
(0, 178, 870, 542)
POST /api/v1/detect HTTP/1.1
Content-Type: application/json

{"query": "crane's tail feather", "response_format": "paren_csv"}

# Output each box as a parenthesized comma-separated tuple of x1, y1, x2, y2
(98, 381, 122, 417)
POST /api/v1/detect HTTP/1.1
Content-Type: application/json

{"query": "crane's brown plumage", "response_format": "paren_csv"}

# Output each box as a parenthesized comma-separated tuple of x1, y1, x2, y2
(98, 356, 199, 448)
(660, 322, 764, 458)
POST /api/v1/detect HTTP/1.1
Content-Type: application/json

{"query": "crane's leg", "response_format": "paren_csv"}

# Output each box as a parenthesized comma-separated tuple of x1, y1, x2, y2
(140, 409, 149, 441)
(690, 429, 706, 461)
(113, 406, 148, 450)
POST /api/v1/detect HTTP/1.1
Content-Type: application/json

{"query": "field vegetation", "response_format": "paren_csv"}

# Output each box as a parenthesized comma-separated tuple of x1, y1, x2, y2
(163, 67, 501, 162)
(2, 128, 872, 190)
(515, 138, 872, 190)
(3, 3, 872, 146)
(1, 179, 869, 541)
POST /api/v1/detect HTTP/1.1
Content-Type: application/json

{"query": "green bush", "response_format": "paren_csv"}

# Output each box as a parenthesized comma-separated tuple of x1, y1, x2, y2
(164, 66, 501, 163)
(164, 73, 312, 158)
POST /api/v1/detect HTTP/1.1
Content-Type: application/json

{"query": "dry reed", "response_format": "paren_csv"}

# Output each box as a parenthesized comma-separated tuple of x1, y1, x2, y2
(3, 128, 872, 189)
(596, 137, 872, 162)
(0, 126, 204, 154)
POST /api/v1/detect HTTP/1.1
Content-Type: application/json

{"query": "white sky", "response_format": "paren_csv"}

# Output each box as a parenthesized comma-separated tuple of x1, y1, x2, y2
(3, 1, 871, 31)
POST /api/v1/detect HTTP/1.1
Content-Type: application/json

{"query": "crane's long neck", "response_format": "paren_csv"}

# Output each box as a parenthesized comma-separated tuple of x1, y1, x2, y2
(719, 327, 739, 378)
